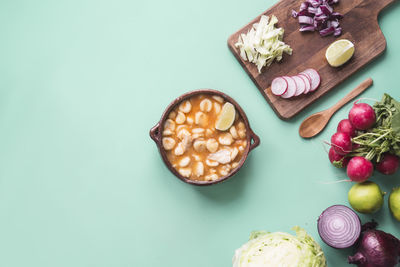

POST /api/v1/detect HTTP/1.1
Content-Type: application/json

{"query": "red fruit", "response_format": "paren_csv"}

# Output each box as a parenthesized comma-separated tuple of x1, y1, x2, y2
(329, 147, 350, 168)
(337, 119, 357, 137)
(376, 153, 400, 175)
(348, 103, 376, 130)
(347, 156, 374, 182)
(331, 132, 353, 155)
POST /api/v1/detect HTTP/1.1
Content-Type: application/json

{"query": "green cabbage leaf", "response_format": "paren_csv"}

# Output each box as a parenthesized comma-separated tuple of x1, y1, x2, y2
(232, 227, 327, 267)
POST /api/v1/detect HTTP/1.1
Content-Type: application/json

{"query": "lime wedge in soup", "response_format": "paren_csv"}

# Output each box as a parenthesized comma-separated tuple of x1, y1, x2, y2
(215, 102, 236, 131)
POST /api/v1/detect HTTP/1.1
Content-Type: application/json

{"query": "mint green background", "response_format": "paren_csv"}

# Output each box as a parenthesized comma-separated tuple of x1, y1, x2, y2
(0, 0, 399, 266)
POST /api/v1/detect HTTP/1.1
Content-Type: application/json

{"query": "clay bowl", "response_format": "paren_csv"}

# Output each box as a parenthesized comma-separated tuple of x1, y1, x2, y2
(149, 89, 260, 186)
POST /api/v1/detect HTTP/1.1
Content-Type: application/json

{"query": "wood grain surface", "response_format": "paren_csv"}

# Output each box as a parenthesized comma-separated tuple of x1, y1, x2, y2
(228, 0, 395, 120)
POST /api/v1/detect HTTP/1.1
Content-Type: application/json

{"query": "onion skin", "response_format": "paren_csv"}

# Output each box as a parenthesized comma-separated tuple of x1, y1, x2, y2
(348, 222, 400, 267)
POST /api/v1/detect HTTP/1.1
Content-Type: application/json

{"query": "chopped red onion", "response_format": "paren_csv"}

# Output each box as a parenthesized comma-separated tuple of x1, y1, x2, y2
(298, 16, 314, 25)
(320, 26, 335, 36)
(293, 0, 342, 37)
(300, 25, 315, 32)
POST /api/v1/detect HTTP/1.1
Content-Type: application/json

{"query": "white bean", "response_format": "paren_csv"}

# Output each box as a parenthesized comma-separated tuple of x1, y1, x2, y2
(164, 119, 175, 131)
(192, 128, 205, 134)
(218, 133, 233, 145)
(174, 142, 185, 156)
(176, 125, 187, 132)
(192, 154, 201, 161)
(162, 129, 174, 136)
(182, 134, 192, 150)
(208, 149, 231, 164)
(219, 165, 231, 176)
(187, 117, 194, 125)
(175, 111, 186, 124)
(205, 129, 213, 137)
(214, 102, 221, 114)
(237, 122, 245, 130)
(179, 168, 191, 178)
(238, 129, 246, 139)
(162, 137, 176, 150)
(194, 162, 204, 177)
(238, 146, 244, 152)
(179, 156, 191, 167)
(205, 159, 219, 167)
(229, 126, 239, 139)
(192, 128, 205, 139)
(179, 100, 192, 113)
(212, 96, 224, 103)
(200, 99, 212, 112)
(232, 162, 239, 168)
(177, 129, 191, 140)
(168, 111, 177, 120)
(205, 174, 219, 181)
(195, 111, 208, 127)
(206, 138, 219, 153)
(193, 139, 206, 152)
(231, 147, 239, 161)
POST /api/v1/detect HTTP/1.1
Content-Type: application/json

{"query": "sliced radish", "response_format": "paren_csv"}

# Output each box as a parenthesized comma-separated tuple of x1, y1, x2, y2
(271, 77, 288, 96)
(292, 75, 306, 96)
(298, 74, 311, 94)
(281, 76, 296, 98)
(302, 68, 321, 91)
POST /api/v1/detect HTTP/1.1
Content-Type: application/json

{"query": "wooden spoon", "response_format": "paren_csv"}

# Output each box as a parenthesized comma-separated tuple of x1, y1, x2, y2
(299, 78, 373, 139)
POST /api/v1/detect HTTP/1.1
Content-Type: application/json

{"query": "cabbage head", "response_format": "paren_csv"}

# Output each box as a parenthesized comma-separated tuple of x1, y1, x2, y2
(232, 226, 327, 267)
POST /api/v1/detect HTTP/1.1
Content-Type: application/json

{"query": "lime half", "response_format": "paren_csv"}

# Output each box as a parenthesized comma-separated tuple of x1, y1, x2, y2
(215, 102, 236, 131)
(326, 39, 355, 67)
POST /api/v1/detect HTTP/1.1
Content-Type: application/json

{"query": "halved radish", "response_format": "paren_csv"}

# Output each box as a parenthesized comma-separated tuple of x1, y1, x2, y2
(292, 75, 306, 96)
(281, 76, 296, 98)
(298, 74, 311, 94)
(271, 77, 287, 96)
(302, 68, 321, 91)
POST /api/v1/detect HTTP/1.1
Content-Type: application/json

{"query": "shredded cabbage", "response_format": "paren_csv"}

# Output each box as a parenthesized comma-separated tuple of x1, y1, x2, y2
(235, 15, 292, 73)
(232, 227, 327, 267)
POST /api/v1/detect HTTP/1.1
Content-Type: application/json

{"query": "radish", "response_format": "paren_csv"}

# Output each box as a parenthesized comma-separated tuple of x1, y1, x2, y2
(292, 75, 306, 96)
(282, 76, 297, 97)
(347, 156, 374, 182)
(302, 68, 320, 91)
(281, 76, 296, 98)
(348, 102, 376, 130)
(376, 153, 400, 175)
(329, 147, 350, 168)
(298, 74, 311, 94)
(331, 132, 352, 155)
(271, 77, 287, 96)
(337, 119, 357, 137)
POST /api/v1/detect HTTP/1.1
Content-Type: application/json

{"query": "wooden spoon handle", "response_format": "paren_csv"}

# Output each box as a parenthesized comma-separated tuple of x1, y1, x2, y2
(329, 78, 373, 114)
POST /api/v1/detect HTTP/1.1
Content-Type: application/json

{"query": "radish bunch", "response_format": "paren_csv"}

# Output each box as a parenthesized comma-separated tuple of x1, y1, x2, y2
(328, 101, 400, 182)
(271, 68, 320, 99)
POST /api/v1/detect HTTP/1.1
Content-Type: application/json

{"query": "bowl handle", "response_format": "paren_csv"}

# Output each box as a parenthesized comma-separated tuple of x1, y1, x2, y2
(249, 129, 260, 151)
(150, 122, 161, 144)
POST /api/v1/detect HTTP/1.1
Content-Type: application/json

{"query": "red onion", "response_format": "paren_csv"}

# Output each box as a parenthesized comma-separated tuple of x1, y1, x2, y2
(318, 205, 361, 249)
(349, 221, 400, 267)
(292, 0, 342, 37)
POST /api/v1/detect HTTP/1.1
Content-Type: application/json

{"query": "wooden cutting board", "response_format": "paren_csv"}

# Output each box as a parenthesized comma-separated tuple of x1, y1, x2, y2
(228, 0, 395, 120)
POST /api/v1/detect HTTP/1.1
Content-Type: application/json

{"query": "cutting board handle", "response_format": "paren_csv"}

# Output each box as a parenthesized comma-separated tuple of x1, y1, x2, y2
(368, 0, 397, 15)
